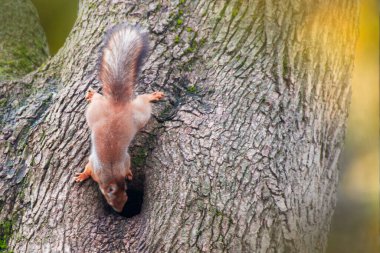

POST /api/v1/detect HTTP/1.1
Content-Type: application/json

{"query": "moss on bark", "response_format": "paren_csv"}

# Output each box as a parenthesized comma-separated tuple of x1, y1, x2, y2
(0, 0, 49, 80)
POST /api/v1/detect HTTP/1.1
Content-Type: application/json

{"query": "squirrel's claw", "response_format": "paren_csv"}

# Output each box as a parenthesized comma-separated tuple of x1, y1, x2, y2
(150, 91, 164, 102)
(85, 88, 95, 102)
(74, 172, 89, 182)
(126, 170, 133, 181)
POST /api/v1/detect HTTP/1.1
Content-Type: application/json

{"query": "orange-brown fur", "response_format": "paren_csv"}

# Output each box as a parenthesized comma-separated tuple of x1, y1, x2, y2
(75, 88, 164, 212)
(74, 24, 164, 212)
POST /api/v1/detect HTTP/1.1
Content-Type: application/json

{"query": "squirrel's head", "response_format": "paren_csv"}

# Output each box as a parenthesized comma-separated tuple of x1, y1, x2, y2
(100, 181, 128, 212)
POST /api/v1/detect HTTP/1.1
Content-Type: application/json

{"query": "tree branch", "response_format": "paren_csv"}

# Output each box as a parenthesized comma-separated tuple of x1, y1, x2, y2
(0, 0, 49, 80)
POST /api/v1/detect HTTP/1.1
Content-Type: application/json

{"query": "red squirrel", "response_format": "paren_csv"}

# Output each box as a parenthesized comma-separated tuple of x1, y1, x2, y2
(74, 24, 164, 212)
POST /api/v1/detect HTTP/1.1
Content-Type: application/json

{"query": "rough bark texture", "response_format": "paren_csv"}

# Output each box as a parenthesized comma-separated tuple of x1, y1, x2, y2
(0, 0, 359, 252)
(0, 0, 49, 80)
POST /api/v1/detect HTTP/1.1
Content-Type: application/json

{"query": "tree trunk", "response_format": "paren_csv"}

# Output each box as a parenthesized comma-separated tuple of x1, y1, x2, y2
(0, 0, 359, 252)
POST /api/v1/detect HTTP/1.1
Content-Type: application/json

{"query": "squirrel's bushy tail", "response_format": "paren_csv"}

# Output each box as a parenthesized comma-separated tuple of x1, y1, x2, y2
(99, 24, 148, 103)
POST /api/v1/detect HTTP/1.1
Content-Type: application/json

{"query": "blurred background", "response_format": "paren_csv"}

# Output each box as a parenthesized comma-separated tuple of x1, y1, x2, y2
(326, 0, 379, 252)
(31, 0, 379, 252)
(31, 0, 77, 54)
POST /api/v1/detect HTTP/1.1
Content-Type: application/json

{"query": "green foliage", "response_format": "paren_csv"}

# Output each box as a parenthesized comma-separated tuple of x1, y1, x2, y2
(231, 0, 243, 18)
(199, 37, 207, 47)
(185, 46, 195, 54)
(172, 5, 184, 28)
(174, 35, 180, 44)
(0, 98, 7, 108)
(184, 32, 199, 54)
(187, 85, 197, 94)
(0, 219, 14, 252)
(176, 18, 183, 26)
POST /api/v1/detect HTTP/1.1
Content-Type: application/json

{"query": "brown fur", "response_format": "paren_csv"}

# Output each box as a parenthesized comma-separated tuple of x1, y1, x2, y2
(98, 24, 148, 103)
(75, 87, 164, 212)
(74, 24, 163, 212)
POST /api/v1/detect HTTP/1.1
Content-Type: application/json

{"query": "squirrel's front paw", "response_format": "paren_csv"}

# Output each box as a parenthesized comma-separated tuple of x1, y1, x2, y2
(74, 172, 89, 182)
(150, 91, 164, 102)
(85, 88, 95, 102)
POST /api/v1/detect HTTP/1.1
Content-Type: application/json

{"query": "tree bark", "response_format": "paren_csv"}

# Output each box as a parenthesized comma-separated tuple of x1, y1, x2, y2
(0, 0, 49, 80)
(0, 0, 359, 252)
